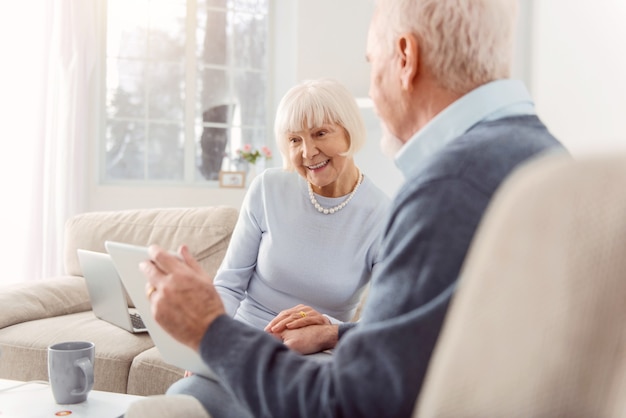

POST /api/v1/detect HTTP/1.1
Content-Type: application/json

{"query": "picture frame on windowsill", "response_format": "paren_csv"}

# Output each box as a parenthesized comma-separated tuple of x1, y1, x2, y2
(219, 171, 246, 188)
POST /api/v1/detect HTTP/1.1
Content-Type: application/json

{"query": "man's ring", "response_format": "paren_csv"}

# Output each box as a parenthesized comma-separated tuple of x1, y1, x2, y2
(298, 311, 307, 318)
(147, 285, 157, 299)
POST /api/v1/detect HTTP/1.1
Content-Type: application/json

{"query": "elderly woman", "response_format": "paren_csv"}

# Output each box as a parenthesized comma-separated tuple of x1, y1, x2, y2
(166, 79, 390, 409)
(213, 78, 390, 333)
(160, 78, 389, 416)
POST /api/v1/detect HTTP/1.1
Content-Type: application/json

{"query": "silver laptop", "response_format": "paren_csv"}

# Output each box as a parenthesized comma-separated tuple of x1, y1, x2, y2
(104, 240, 217, 379)
(77, 249, 148, 334)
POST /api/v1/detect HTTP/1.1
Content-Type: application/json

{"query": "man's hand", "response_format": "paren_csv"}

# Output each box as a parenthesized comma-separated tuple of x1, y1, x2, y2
(141, 244, 226, 352)
(274, 324, 339, 355)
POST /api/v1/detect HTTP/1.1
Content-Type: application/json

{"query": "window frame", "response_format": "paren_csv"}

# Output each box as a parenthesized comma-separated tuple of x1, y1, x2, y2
(98, 0, 273, 187)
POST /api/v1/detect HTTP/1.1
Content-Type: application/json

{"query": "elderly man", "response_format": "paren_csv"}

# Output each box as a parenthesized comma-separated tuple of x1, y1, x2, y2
(140, 0, 566, 417)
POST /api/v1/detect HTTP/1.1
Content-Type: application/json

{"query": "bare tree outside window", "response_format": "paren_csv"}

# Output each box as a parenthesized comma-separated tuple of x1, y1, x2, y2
(104, 0, 269, 183)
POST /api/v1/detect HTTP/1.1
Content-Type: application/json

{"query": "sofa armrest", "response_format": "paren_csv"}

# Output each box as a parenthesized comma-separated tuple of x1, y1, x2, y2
(0, 276, 90, 329)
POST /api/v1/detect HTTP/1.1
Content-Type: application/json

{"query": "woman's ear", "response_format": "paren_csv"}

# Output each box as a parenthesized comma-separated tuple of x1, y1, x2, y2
(397, 33, 419, 92)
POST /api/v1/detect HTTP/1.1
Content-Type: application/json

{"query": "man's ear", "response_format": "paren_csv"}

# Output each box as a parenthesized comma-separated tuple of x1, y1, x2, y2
(397, 33, 419, 91)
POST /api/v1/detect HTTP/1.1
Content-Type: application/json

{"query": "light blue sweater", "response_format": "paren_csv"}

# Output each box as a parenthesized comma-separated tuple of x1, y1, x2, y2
(213, 168, 390, 329)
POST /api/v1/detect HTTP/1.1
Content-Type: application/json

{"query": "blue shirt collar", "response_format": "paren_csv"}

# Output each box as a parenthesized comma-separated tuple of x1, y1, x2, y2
(394, 79, 536, 178)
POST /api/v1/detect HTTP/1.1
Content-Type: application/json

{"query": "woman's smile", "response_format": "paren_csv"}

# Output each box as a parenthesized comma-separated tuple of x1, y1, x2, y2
(306, 159, 330, 171)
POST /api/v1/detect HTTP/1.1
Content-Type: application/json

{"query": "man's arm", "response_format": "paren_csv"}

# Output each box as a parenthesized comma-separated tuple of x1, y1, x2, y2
(274, 322, 356, 354)
(201, 283, 455, 418)
(279, 324, 338, 354)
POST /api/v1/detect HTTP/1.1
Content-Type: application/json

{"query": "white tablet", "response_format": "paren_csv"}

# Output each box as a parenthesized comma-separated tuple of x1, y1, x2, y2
(105, 240, 217, 380)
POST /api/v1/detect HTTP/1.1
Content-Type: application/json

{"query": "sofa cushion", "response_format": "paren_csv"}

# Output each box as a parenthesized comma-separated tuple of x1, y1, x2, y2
(0, 311, 154, 394)
(64, 206, 239, 279)
(127, 346, 184, 396)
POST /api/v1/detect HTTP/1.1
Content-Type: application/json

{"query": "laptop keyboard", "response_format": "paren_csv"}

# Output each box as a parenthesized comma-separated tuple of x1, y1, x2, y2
(130, 312, 146, 330)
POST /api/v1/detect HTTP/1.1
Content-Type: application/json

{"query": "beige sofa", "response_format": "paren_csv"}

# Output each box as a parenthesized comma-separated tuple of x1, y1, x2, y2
(0, 206, 238, 397)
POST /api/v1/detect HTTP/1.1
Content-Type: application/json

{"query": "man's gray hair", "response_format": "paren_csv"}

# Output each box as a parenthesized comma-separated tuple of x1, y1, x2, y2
(375, 0, 518, 94)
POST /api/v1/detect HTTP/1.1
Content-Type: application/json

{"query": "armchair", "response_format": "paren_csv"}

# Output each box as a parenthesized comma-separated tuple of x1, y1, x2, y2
(416, 153, 626, 416)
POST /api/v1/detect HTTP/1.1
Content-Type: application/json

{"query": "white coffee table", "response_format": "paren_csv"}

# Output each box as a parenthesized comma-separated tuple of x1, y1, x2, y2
(0, 378, 143, 418)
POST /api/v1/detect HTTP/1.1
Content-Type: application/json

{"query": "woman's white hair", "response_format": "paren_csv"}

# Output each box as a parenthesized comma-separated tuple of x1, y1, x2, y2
(274, 78, 366, 171)
(374, 0, 518, 94)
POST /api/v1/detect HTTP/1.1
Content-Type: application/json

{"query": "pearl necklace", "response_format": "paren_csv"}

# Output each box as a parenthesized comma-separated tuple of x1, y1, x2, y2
(307, 172, 363, 215)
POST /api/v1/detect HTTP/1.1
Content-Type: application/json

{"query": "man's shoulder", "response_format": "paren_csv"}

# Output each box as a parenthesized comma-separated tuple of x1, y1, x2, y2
(394, 116, 565, 205)
(426, 117, 561, 179)
(456, 115, 564, 180)
(464, 115, 561, 150)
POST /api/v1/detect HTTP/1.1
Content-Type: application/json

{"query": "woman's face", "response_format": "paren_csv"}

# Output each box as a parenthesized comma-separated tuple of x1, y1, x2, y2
(287, 122, 356, 197)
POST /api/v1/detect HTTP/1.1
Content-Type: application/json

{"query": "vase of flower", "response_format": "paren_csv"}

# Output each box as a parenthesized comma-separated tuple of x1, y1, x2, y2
(235, 144, 272, 187)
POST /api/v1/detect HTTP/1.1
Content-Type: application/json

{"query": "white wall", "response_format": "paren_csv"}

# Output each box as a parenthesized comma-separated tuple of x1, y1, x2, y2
(531, 0, 626, 156)
(296, 0, 373, 98)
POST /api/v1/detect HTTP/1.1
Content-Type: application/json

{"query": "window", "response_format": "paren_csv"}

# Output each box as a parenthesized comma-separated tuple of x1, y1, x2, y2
(103, 0, 269, 183)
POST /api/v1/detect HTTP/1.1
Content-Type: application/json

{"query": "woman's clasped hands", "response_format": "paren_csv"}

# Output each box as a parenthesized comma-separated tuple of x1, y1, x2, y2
(265, 304, 337, 355)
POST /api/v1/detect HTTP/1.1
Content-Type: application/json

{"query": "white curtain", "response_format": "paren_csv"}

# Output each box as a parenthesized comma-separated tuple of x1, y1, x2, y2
(0, 0, 97, 284)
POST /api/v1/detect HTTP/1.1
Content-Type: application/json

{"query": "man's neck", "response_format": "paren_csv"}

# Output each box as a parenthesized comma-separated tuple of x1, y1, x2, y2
(407, 71, 465, 139)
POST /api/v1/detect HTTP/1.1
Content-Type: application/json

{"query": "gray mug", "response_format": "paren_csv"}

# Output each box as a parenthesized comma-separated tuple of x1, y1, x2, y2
(48, 341, 95, 404)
